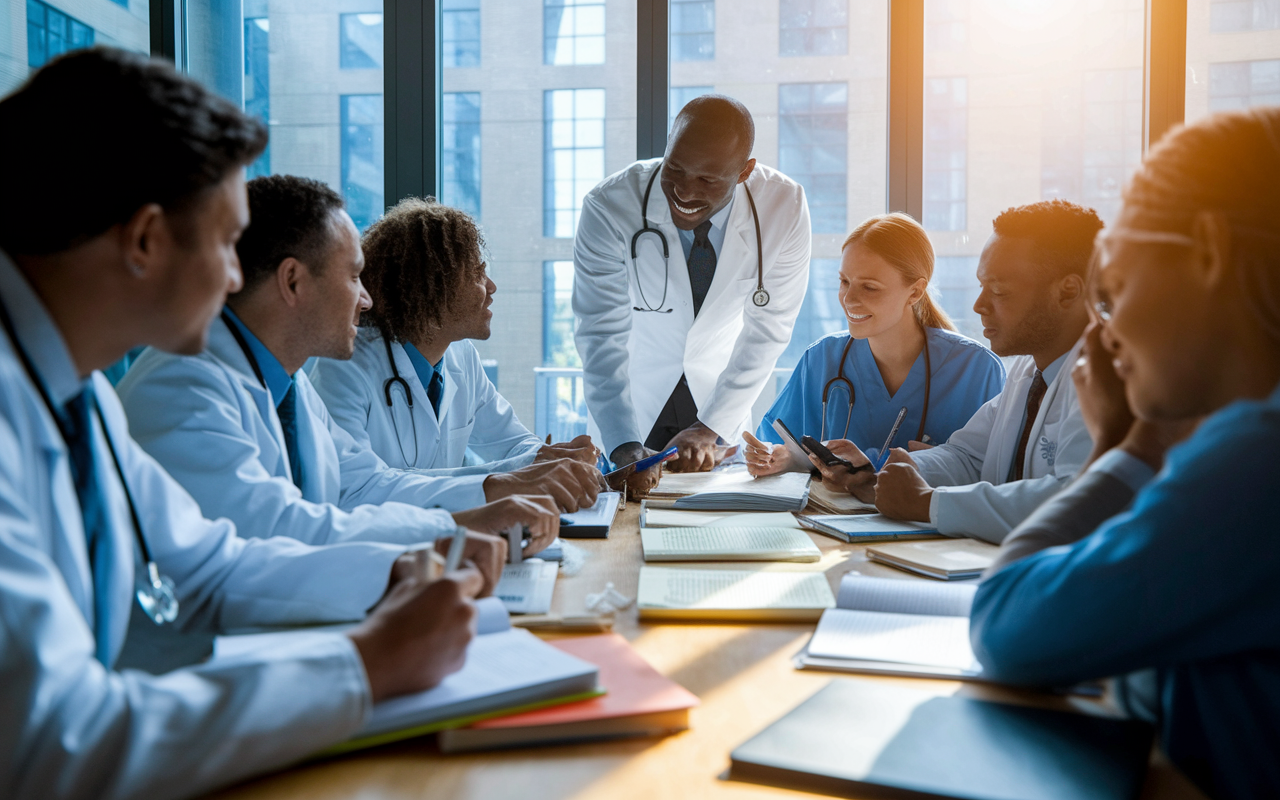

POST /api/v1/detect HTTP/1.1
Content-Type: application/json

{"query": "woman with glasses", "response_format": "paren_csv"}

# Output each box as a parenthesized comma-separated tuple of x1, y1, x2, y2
(971, 107, 1280, 799)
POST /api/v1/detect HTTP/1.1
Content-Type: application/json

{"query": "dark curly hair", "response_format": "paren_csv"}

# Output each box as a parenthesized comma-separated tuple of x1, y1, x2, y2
(992, 199, 1104, 279)
(0, 47, 267, 256)
(235, 175, 346, 291)
(359, 197, 486, 343)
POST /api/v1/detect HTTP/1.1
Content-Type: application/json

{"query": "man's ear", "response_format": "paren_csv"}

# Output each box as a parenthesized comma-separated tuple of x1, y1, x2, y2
(1057, 272, 1085, 308)
(119, 203, 169, 279)
(1190, 210, 1232, 293)
(737, 158, 757, 184)
(275, 257, 305, 307)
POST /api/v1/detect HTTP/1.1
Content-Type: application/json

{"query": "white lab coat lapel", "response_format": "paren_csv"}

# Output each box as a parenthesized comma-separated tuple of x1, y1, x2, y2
(38, 408, 97, 632)
(292, 373, 342, 501)
(206, 319, 294, 483)
(685, 190, 752, 371)
(987, 358, 1034, 483)
(392, 340, 443, 445)
(1022, 337, 1085, 479)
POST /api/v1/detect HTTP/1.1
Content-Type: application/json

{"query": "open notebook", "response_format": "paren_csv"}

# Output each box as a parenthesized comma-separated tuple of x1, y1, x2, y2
(641, 526, 821, 562)
(214, 597, 600, 754)
(806, 480, 876, 515)
(650, 466, 810, 512)
(639, 505, 803, 530)
(638, 565, 835, 621)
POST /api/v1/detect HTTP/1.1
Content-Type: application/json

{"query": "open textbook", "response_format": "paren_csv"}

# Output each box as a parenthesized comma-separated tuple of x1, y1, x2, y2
(214, 597, 600, 754)
(638, 565, 836, 621)
(639, 505, 803, 529)
(641, 526, 822, 563)
(650, 466, 810, 512)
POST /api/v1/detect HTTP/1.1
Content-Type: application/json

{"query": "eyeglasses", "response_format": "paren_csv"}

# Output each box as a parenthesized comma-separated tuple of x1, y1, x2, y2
(1091, 228, 1196, 323)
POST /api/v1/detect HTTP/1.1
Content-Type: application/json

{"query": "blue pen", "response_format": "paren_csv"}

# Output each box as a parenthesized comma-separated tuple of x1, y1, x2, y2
(603, 446, 679, 479)
(873, 407, 909, 471)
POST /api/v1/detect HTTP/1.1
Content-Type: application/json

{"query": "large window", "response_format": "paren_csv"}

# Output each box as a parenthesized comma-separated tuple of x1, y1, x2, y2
(543, 88, 605, 238)
(3, 0, 147, 98)
(442, 91, 481, 218)
(1188, 0, 1280, 123)
(341, 94, 385, 231)
(1210, 0, 1280, 31)
(778, 258, 845, 366)
(25, 0, 93, 70)
(671, 0, 714, 62)
(669, 84, 712, 130)
(443, 0, 481, 68)
(780, 0, 848, 57)
(340, 13, 383, 70)
(542, 261, 579, 367)
(545, 0, 605, 66)
(923, 76, 967, 232)
(779, 82, 848, 235)
(244, 16, 270, 178)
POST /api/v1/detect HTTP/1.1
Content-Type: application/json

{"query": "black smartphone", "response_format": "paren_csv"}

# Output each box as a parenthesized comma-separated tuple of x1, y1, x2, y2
(801, 435, 870, 473)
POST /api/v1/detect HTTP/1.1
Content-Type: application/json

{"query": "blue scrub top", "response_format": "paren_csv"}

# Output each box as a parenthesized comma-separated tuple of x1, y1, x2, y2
(757, 328, 1006, 464)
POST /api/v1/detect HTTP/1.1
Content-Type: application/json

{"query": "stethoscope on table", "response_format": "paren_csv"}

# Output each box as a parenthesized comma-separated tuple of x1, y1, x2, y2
(0, 296, 179, 626)
(630, 160, 769, 312)
(381, 334, 422, 467)
(821, 332, 934, 444)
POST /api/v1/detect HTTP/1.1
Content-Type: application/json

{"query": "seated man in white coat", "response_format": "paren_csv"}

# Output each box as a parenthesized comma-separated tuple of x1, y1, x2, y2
(0, 48, 501, 800)
(812, 200, 1098, 543)
(574, 95, 811, 494)
(312, 197, 599, 512)
(117, 175, 580, 546)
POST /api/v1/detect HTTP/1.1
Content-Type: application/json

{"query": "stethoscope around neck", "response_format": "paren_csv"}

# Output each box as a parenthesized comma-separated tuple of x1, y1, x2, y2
(0, 295, 179, 627)
(630, 161, 770, 312)
(381, 334, 422, 467)
(822, 330, 934, 444)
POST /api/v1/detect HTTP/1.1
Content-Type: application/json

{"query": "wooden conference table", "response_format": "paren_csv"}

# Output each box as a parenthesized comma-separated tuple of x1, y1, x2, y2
(208, 501, 1210, 800)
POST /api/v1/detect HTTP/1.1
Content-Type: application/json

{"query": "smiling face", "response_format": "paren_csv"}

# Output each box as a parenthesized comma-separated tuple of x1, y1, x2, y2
(659, 123, 754, 231)
(838, 242, 927, 340)
(299, 208, 371, 360)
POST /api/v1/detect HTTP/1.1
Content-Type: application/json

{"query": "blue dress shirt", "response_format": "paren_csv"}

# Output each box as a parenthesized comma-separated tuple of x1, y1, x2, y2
(971, 380, 1280, 800)
(222, 307, 294, 407)
(676, 193, 733, 262)
(404, 342, 445, 401)
(757, 328, 1006, 464)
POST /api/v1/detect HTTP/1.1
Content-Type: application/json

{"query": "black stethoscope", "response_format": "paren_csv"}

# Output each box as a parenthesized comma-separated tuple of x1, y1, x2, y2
(381, 335, 422, 467)
(0, 295, 179, 627)
(822, 331, 933, 443)
(630, 161, 769, 312)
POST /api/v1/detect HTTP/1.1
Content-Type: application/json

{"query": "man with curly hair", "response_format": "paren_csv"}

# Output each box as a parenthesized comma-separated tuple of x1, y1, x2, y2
(814, 200, 1099, 544)
(311, 198, 602, 512)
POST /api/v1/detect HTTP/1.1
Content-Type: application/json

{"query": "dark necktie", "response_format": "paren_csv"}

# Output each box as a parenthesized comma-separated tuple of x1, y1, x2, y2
(427, 369, 444, 417)
(687, 220, 716, 316)
(277, 380, 305, 490)
(1010, 370, 1048, 482)
(62, 386, 113, 665)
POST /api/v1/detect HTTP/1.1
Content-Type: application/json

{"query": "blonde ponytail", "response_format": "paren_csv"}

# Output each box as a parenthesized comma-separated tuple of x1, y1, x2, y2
(843, 213, 956, 333)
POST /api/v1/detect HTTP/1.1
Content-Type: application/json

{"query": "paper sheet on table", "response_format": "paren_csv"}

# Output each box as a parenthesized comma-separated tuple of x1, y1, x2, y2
(641, 526, 820, 562)
(494, 560, 558, 614)
(642, 508, 802, 529)
(836, 574, 976, 617)
(638, 566, 835, 611)
(807, 608, 981, 672)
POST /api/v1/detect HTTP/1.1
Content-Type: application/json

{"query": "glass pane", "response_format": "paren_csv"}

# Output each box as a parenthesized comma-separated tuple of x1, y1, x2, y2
(184, 0, 385, 232)
(671, 1, 887, 375)
(923, 0, 1145, 344)
(5, 0, 147, 96)
(443, 1, 635, 434)
(1187, 0, 1280, 122)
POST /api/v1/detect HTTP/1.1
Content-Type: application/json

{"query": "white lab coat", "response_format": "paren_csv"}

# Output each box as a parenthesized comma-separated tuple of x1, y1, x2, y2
(311, 329, 542, 474)
(573, 159, 811, 453)
(115, 315, 485, 547)
(0, 254, 401, 800)
(911, 337, 1093, 543)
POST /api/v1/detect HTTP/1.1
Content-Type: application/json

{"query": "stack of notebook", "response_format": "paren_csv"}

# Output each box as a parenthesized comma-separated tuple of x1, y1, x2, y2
(650, 466, 811, 512)
(806, 480, 877, 515)
(796, 513, 941, 544)
(640, 526, 821, 563)
(637, 565, 836, 622)
(866, 537, 999, 580)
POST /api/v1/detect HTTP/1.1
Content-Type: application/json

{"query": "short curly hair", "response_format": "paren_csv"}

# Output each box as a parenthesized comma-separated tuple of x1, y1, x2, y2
(235, 175, 346, 291)
(992, 199, 1104, 279)
(359, 197, 486, 343)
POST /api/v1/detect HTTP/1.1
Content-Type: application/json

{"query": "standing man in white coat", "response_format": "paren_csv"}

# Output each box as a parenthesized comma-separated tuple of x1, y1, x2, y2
(0, 49, 491, 800)
(812, 200, 1099, 543)
(118, 175, 577, 548)
(574, 95, 811, 493)
(312, 197, 599, 501)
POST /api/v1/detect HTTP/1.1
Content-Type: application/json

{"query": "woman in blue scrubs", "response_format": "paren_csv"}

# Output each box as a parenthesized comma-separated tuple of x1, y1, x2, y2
(745, 213, 1005, 474)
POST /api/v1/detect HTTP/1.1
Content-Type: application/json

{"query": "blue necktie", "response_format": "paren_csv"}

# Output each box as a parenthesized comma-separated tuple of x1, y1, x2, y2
(427, 369, 444, 417)
(62, 386, 114, 666)
(277, 380, 305, 490)
(687, 220, 717, 316)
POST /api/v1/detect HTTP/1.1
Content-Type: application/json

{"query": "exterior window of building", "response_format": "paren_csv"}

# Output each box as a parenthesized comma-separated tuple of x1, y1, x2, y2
(1209, 0, 1280, 32)
(779, 0, 848, 57)
(932, 256, 982, 341)
(1041, 68, 1142, 223)
(341, 94, 385, 231)
(542, 261, 580, 367)
(779, 82, 848, 235)
(443, 0, 481, 68)
(543, 88, 605, 238)
(778, 258, 845, 366)
(544, 0, 605, 66)
(26, 0, 94, 70)
(243, 17, 270, 179)
(669, 85, 712, 131)
(1209, 59, 1280, 110)
(340, 13, 383, 69)
(923, 76, 967, 232)
(671, 0, 714, 62)
(926, 0, 967, 53)
(442, 92, 482, 218)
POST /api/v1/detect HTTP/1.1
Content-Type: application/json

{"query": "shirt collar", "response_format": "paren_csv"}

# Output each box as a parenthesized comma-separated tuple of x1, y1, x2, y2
(222, 307, 295, 407)
(403, 341, 444, 392)
(0, 249, 88, 409)
(1039, 350, 1070, 388)
(705, 192, 734, 235)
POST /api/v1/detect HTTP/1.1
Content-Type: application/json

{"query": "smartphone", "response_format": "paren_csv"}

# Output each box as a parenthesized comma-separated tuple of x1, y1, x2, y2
(801, 435, 870, 473)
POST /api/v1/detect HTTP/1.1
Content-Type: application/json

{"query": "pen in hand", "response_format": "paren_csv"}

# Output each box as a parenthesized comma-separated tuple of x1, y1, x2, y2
(872, 407, 909, 472)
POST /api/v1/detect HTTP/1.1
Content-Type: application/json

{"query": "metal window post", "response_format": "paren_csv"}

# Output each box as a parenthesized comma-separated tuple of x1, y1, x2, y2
(887, 0, 924, 221)
(1145, 0, 1187, 152)
(637, 0, 670, 160)
(385, 0, 442, 206)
